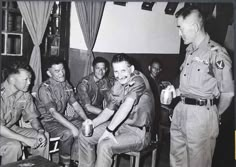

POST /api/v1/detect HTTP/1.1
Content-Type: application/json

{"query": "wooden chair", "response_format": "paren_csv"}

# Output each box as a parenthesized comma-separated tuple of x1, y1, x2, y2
(48, 136, 60, 160)
(22, 136, 60, 161)
(113, 140, 159, 167)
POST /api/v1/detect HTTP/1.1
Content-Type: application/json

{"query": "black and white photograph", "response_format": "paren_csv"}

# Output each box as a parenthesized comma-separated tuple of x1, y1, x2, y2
(0, 1, 235, 167)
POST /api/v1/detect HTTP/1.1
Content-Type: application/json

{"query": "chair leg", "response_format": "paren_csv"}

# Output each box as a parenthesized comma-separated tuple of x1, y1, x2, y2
(48, 153, 52, 161)
(22, 146, 26, 160)
(134, 154, 140, 167)
(151, 148, 157, 167)
(113, 155, 118, 167)
(130, 156, 134, 167)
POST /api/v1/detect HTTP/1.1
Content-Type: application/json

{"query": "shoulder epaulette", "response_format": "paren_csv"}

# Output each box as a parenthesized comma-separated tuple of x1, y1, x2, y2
(82, 78, 89, 84)
(1, 87, 5, 96)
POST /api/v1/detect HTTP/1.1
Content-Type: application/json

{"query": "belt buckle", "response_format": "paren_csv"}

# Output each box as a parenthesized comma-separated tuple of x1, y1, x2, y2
(198, 99, 206, 106)
(181, 96, 185, 103)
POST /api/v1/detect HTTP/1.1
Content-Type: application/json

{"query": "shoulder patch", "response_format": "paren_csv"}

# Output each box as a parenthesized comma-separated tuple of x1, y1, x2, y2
(216, 60, 225, 69)
(128, 81, 135, 86)
(43, 82, 49, 87)
(80, 79, 89, 87)
(82, 78, 89, 84)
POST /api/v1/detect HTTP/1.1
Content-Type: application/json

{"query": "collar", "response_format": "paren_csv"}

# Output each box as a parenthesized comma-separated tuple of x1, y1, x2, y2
(186, 34, 210, 53)
(1, 80, 23, 99)
(122, 71, 137, 88)
(48, 78, 66, 87)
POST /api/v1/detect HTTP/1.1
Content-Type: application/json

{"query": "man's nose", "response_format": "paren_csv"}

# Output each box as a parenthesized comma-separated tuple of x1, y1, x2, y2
(178, 30, 182, 36)
(59, 71, 64, 76)
(27, 79, 31, 85)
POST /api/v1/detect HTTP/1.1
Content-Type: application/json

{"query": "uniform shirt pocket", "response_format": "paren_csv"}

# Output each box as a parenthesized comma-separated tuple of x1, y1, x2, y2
(188, 61, 209, 89)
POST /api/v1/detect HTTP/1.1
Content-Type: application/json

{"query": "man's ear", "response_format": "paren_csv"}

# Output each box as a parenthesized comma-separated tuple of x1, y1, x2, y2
(148, 65, 151, 71)
(8, 75, 15, 84)
(46, 70, 52, 77)
(193, 23, 200, 33)
(91, 66, 94, 72)
(130, 65, 135, 73)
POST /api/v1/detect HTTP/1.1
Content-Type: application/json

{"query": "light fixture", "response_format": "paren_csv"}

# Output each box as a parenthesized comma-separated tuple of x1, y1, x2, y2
(165, 2, 178, 15)
(141, 2, 155, 11)
(114, 2, 127, 6)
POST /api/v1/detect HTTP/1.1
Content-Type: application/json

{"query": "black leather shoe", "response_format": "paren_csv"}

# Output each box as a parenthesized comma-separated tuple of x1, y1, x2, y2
(70, 160, 79, 167)
(58, 162, 70, 167)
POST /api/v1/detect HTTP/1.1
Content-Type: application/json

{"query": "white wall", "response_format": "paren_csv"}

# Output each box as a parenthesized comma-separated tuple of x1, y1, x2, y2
(70, 2, 184, 54)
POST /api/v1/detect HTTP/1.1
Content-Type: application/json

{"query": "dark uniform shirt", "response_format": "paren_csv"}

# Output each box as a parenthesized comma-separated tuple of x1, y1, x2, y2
(179, 34, 234, 99)
(76, 73, 112, 119)
(36, 78, 76, 123)
(1, 81, 39, 128)
(106, 70, 154, 128)
(147, 75, 161, 105)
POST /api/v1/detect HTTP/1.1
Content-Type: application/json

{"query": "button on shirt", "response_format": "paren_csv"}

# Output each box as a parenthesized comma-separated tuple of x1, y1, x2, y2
(36, 78, 76, 122)
(76, 73, 112, 118)
(106, 70, 154, 128)
(179, 34, 234, 99)
(1, 81, 39, 128)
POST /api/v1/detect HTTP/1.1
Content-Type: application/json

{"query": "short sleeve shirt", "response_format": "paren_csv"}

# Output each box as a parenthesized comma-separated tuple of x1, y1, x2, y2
(1, 81, 39, 128)
(36, 78, 76, 122)
(76, 73, 112, 118)
(106, 70, 154, 127)
(179, 34, 234, 99)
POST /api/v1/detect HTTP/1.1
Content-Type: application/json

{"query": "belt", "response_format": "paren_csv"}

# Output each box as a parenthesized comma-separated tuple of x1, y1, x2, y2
(181, 96, 217, 106)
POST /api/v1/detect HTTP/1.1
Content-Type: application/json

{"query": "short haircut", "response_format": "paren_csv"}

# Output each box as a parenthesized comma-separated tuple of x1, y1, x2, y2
(92, 57, 109, 68)
(45, 56, 65, 70)
(3, 60, 31, 81)
(175, 6, 205, 27)
(111, 53, 132, 66)
(149, 58, 163, 69)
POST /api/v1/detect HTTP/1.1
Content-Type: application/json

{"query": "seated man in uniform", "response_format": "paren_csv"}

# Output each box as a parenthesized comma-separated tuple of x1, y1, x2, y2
(0, 61, 49, 165)
(36, 57, 89, 167)
(78, 53, 155, 167)
(76, 57, 113, 120)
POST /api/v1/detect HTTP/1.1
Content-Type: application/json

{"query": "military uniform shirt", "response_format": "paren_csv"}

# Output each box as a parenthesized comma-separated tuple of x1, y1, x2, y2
(76, 73, 112, 118)
(1, 81, 39, 128)
(106, 70, 154, 128)
(36, 78, 76, 122)
(179, 34, 234, 99)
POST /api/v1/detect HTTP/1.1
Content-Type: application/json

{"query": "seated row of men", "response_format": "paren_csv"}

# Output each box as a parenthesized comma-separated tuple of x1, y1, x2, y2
(1, 53, 161, 167)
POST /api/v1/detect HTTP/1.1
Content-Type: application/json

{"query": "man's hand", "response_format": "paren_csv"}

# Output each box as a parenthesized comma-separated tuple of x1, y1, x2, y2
(71, 127, 79, 137)
(98, 130, 118, 144)
(24, 137, 39, 149)
(36, 130, 47, 147)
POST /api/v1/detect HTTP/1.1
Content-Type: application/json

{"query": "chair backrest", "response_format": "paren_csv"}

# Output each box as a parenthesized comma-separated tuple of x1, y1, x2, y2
(49, 136, 60, 154)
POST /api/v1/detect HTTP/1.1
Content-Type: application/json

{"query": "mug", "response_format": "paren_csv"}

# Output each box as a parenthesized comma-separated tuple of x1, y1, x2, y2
(82, 119, 93, 137)
(161, 87, 173, 105)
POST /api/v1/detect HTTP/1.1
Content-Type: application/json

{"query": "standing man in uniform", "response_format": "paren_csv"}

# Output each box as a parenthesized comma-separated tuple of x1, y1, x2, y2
(36, 57, 89, 167)
(0, 61, 49, 165)
(76, 57, 113, 120)
(165, 6, 234, 167)
(78, 53, 154, 167)
(147, 58, 163, 140)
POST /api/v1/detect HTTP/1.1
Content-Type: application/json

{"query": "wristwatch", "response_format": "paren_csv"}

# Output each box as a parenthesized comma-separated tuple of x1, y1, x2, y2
(37, 129, 45, 133)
